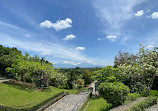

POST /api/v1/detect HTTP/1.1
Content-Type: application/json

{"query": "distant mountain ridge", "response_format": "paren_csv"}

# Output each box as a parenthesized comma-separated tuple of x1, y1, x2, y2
(54, 62, 104, 68)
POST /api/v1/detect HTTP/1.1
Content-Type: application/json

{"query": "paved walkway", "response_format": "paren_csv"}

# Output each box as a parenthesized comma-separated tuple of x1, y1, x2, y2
(0, 76, 10, 83)
(45, 91, 89, 111)
(109, 97, 146, 111)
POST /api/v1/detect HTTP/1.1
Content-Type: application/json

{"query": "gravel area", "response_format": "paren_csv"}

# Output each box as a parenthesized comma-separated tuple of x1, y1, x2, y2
(145, 104, 158, 111)
(109, 97, 146, 111)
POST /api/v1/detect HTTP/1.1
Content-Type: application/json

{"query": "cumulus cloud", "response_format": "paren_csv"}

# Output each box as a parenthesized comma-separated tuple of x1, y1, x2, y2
(63, 34, 76, 41)
(135, 10, 144, 16)
(151, 12, 158, 19)
(76, 47, 85, 51)
(40, 18, 72, 31)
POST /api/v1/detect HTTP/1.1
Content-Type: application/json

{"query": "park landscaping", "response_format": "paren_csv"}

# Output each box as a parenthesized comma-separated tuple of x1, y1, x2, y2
(0, 82, 78, 110)
(0, 44, 158, 111)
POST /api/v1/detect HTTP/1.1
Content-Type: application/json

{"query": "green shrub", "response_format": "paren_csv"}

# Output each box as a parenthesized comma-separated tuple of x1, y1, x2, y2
(127, 96, 157, 111)
(98, 82, 130, 107)
(126, 93, 141, 101)
(149, 90, 158, 96)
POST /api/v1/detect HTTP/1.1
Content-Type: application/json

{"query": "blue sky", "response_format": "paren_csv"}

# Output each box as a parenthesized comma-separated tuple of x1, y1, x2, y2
(0, 0, 158, 67)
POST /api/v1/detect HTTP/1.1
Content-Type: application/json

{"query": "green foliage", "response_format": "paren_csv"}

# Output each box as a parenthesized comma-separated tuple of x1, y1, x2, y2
(98, 82, 130, 106)
(119, 45, 158, 94)
(114, 51, 137, 68)
(126, 93, 141, 101)
(106, 75, 116, 82)
(0, 45, 22, 75)
(73, 79, 85, 89)
(92, 66, 119, 83)
(127, 96, 157, 111)
(149, 90, 158, 96)
(82, 69, 92, 85)
(83, 97, 112, 111)
(51, 72, 68, 89)
(6, 55, 56, 89)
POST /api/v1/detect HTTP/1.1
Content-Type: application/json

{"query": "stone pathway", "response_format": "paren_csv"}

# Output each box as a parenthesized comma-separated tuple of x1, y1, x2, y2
(0, 76, 10, 83)
(45, 91, 89, 111)
(109, 97, 146, 111)
(145, 104, 158, 111)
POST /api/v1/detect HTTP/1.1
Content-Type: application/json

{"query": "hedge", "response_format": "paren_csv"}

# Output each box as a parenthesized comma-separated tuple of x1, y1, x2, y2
(127, 96, 157, 111)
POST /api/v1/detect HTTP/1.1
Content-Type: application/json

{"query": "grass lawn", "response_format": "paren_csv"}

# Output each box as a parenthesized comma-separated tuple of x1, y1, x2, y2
(84, 97, 111, 111)
(0, 83, 78, 110)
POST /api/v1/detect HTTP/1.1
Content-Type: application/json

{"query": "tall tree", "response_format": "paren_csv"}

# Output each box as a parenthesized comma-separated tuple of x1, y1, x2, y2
(119, 44, 158, 95)
(114, 51, 137, 68)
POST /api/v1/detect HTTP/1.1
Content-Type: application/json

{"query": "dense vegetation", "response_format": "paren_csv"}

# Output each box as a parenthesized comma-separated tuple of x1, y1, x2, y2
(0, 44, 157, 111)
(90, 44, 158, 109)
(0, 45, 97, 90)
(127, 96, 157, 111)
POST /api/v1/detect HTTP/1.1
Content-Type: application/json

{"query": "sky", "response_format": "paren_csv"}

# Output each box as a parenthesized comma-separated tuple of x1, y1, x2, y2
(0, 0, 158, 67)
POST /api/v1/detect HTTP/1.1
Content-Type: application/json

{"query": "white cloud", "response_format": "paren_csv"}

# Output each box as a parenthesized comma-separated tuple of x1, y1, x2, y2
(151, 12, 158, 19)
(106, 35, 117, 42)
(106, 35, 117, 39)
(25, 34, 31, 37)
(0, 21, 112, 66)
(97, 38, 101, 41)
(92, 0, 148, 36)
(63, 34, 76, 41)
(135, 10, 144, 16)
(62, 61, 81, 65)
(76, 47, 85, 51)
(41, 51, 51, 55)
(147, 44, 154, 49)
(40, 18, 72, 31)
(40, 20, 52, 28)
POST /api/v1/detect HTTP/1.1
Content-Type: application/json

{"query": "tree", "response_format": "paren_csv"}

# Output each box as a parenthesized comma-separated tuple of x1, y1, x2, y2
(119, 44, 158, 95)
(92, 66, 119, 83)
(114, 51, 137, 68)
(6, 55, 56, 89)
(82, 69, 92, 85)
(0, 45, 22, 75)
